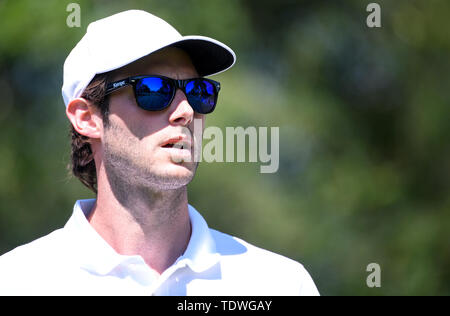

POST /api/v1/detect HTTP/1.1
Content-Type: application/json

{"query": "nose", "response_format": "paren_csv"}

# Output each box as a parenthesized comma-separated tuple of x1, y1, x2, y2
(168, 89, 194, 126)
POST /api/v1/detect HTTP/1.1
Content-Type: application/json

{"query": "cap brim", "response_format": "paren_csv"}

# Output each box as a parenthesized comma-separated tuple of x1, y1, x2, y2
(169, 35, 236, 77)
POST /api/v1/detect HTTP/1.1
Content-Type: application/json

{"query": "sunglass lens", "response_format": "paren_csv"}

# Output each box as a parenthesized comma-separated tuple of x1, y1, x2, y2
(135, 77, 173, 111)
(185, 79, 217, 114)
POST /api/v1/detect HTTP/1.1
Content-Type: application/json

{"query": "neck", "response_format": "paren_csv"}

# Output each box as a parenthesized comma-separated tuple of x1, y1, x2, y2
(88, 165, 192, 275)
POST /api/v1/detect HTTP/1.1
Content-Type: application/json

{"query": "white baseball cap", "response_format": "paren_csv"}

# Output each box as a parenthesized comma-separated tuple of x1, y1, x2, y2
(62, 10, 236, 107)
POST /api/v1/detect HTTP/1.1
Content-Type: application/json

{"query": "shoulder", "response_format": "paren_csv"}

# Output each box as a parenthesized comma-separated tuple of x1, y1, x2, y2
(209, 229, 320, 295)
(0, 229, 65, 262)
(0, 229, 68, 294)
(211, 228, 299, 268)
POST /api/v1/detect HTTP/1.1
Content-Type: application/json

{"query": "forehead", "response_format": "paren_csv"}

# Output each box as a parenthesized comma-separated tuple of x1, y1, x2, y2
(112, 47, 198, 80)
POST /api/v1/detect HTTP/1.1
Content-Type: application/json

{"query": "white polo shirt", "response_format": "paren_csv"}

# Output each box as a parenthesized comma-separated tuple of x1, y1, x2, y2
(0, 199, 319, 296)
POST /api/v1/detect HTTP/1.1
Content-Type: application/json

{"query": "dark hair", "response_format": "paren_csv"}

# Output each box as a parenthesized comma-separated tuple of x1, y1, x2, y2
(69, 73, 111, 193)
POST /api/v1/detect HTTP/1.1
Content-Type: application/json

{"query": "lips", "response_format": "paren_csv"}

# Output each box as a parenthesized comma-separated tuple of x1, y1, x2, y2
(160, 136, 192, 150)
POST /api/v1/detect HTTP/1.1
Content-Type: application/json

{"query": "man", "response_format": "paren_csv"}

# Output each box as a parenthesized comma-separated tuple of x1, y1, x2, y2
(0, 10, 319, 295)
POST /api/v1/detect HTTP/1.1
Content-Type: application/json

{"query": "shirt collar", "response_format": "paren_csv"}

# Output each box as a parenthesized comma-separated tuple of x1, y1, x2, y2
(63, 199, 220, 276)
(176, 204, 220, 273)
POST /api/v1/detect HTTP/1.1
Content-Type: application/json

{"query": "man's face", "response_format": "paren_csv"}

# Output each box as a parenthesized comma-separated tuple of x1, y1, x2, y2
(101, 47, 204, 191)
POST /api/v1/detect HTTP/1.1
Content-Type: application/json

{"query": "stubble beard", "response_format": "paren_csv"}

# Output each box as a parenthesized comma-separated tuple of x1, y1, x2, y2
(102, 121, 199, 210)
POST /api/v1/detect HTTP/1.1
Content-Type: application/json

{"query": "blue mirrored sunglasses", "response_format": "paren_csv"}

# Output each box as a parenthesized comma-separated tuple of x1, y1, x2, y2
(105, 75, 221, 114)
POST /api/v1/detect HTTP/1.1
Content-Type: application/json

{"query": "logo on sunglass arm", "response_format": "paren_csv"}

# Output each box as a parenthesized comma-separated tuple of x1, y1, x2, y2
(112, 80, 127, 89)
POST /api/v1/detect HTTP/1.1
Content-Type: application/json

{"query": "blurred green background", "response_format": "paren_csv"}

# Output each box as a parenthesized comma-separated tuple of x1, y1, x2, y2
(1, 0, 449, 295)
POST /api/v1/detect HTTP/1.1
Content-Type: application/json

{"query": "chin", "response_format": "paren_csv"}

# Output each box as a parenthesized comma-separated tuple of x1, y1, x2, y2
(168, 162, 196, 179)
(143, 161, 198, 190)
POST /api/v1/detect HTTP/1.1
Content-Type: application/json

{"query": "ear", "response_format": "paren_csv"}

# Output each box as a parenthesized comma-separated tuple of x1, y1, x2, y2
(66, 98, 102, 139)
